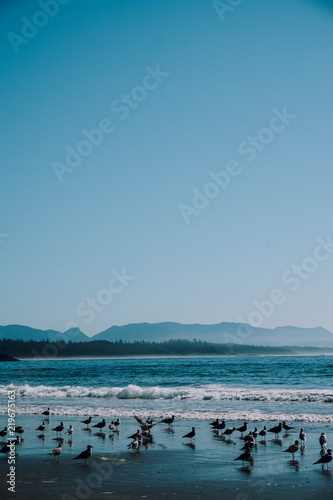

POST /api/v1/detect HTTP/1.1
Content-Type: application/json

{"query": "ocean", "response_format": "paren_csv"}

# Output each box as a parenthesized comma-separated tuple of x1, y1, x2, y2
(0, 355, 332, 423)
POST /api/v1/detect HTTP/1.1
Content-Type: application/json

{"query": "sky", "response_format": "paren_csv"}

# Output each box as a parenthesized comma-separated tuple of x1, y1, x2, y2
(1, 0, 333, 337)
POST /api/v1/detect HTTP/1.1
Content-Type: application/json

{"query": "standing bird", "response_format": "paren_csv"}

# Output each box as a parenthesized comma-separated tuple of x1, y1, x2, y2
(283, 440, 299, 459)
(253, 427, 259, 441)
(66, 425, 74, 436)
(319, 433, 327, 450)
(213, 420, 226, 431)
(283, 421, 294, 432)
(259, 426, 267, 440)
(93, 419, 106, 430)
(237, 422, 247, 438)
(42, 408, 50, 417)
(268, 422, 282, 439)
(36, 421, 46, 433)
(160, 415, 175, 426)
(0, 427, 8, 438)
(234, 448, 253, 466)
(299, 428, 306, 445)
(223, 427, 237, 440)
(209, 419, 219, 427)
(48, 442, 62, 460)
(313, 449, 333, 469)
(0, 444, 10, 455)
(182, 427, 196, 441)
(114, 418, 120, 429)
(241, 439, 255, 451)
(74, 445, 93, 464)
(14, 426, 24, 435)
(81, 417, 92, 428)
(52, 422, 64, 435)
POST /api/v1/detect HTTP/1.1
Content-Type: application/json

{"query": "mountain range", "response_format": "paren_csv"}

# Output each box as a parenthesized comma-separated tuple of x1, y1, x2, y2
(0, 322, 333, 348)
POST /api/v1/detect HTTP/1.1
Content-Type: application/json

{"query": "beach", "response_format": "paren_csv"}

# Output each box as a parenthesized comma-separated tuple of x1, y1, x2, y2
(0, 356, 332, 498)
(0, 415, 332, 500)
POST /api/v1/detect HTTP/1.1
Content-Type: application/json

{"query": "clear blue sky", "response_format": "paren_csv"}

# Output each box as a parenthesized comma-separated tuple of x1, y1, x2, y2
(1, 0, 333, 336)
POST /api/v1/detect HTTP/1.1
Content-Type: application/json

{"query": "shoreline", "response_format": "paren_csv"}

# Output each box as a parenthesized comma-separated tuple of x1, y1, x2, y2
(0, 416, 332, 499)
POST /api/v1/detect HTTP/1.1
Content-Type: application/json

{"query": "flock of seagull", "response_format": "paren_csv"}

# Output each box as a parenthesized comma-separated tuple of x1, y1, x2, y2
(207, 419, 332, 468)
(0, 409, 332, 470)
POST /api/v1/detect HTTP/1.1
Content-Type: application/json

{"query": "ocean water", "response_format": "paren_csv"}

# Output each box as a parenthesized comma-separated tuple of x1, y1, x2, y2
(0, 356, 332, 422)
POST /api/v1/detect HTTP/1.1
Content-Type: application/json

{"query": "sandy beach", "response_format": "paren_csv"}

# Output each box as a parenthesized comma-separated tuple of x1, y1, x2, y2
(0, 415, 332, 500)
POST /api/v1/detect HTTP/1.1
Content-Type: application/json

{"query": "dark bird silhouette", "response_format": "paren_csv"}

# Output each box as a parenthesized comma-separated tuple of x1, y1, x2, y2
(223, 427, 237, 439)
(182, 427, 195, 440)
(42, 408, 50, 416)
(93, 419, 106, 429)
(237, 422, 247, 437)
(234, 448, 253, 466)
(0, 427, 8, 438)
(283, 440, 299, 459)
(51, 422, 64, 435)
(259, 426, 267, 440)
(268, 422, 282, 438)
(214, 420, 226, 430)
(283, 421, 294, 431)
(313, 449, 333, 468)
(36, 421, 46, 433)
(14, 426, 24, 435)
(209, 419, 219, 426)
(81, 417, 92, 427)
(160, 415, 175, 426)
(74, 445, 93, 463)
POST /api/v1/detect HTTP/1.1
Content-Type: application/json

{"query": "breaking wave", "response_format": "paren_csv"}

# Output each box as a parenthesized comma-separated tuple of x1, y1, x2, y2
(1, 384, 332, 403)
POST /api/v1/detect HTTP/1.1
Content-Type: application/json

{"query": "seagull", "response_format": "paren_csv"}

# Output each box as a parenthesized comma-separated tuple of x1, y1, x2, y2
(234, 448, 253, 466)
(128, 430, 142, 440)
(283, 440, 299, 459)
(213, 420, 226, 431)
(259, 426, 267, 440)
(209, 419, 219, 426)
(313, 449, 333, 469)
(93, 419, 106, 430)
(0, 444, 10, 455)
(36, 421, 46, 433)
(237, 422, 247, 437)
(223, 427, 237, 440)
(81, 417, 92, 427)
(52, 422, 64, 435)
(299, 428, 306, 445)
(9, 436, 22, 446)
(283, 421, 294, 432)
(14, 426, 24, 435)
(244, 432, 254, 442)
(241, 439, 255, 451)
(319, 433, 327, 450)
(42, 407, 50, 417)
(109, 421, 115, 431)
(66, 425, 74, 436)
(159, 415, 175, 426)
(128, 437, 142, 450)
(133, 416, 156, 431)
(0, 427, 8, 438)
(114, 418, 120, 428)
(74, 445, 93, 464)
(182, 427, 195, 440)
(252, 428, 259, 440)
(48, 442, 62, 460)
(268, 422, 282, 439)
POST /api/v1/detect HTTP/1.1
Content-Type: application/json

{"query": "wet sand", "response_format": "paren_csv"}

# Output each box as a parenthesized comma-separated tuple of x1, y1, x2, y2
(0, 415, 332, 499)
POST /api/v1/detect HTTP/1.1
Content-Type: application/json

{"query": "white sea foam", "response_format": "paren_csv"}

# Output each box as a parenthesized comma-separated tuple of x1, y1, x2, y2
(0, 383, 332, 403)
